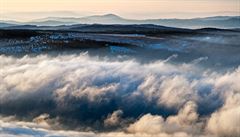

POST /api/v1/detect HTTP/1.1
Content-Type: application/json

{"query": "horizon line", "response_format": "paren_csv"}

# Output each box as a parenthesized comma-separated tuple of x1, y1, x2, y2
(1, 12, 239, 22)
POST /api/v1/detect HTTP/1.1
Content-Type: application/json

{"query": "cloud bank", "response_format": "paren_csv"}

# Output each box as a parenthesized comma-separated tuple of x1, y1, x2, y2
(0, 53, 239, 137)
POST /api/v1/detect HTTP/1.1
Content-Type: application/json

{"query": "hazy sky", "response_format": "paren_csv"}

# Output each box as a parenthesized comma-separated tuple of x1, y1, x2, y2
(0, 0, 239, 21)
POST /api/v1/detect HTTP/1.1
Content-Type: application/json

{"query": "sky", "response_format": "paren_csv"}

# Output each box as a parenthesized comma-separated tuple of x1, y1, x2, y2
(0, 0, 239, 21)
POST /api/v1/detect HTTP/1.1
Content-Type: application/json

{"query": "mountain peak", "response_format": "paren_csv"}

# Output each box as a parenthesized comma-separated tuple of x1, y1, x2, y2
(103, 14, 118, 17)
(98, 14, 122, 19)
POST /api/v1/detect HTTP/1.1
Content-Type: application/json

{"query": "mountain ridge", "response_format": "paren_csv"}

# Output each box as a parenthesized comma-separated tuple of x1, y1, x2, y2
(1, 14, 239, 29)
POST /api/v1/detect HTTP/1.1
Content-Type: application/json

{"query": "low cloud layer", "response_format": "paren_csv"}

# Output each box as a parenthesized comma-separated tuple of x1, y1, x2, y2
(0, 53, 239, 137)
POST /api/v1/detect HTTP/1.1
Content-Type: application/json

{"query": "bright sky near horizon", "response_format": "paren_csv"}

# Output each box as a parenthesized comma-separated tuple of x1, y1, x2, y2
(0, 0, 239, 21)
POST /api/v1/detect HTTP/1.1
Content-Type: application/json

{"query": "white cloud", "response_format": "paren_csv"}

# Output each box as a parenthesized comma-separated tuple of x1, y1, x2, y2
(0, 53, 240, 137)
(206, 93, 240, 137)
(127, 101, 204, 136)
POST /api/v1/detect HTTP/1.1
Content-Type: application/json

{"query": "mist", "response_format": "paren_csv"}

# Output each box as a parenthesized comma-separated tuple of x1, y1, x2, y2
(0, 53, 239, 137)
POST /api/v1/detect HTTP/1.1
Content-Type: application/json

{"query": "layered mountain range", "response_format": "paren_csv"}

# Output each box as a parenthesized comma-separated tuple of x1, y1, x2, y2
(1, 14, 239, 29)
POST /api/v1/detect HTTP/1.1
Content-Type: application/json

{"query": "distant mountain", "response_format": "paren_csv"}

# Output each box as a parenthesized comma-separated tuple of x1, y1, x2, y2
(28, 14, 131, 25)
(146, 16, 240, 28)
(28, 14, 240, 28)
(77, 14, 132, 24)
(1, 14, 239, 29)
(26, 20, 76, 26)
(0, 20, 21, 27)
(0, 23, 16, 28)
(0, 24, 182, 32)
(67, 24, 186, 33)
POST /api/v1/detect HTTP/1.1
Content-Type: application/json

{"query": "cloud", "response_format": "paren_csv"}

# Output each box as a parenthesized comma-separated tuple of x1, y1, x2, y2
(0, 53, 240, 136)
(127, 113, 165, 134)
(127, 101, 203, 135)
(137, 75, 197, 109)
(0, 118, 97, 137)
(104, 110, 123, 128)
(0, 117, 202, 137)
(206, 93, 240, 137)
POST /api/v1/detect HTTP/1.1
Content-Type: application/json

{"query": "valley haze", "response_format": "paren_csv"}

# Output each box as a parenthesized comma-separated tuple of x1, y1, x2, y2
(1, 14, 240, 29)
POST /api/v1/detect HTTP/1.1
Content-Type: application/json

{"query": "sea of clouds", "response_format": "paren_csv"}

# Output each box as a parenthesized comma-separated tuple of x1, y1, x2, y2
(0, 53, 239, 137)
